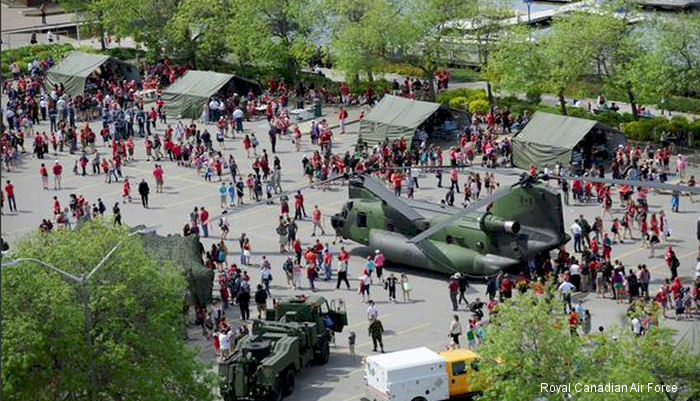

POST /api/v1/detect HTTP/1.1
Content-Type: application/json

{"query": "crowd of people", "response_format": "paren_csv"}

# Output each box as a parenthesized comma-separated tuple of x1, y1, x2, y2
(3, 51, 698, 364)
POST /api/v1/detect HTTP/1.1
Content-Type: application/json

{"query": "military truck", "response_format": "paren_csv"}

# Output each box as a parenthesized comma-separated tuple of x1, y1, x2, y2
(219, 295, 348, 401)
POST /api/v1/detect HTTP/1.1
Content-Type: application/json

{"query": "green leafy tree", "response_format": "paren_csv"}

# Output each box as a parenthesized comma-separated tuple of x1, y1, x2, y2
(403, 0, 479, 101)
(643, 13, 700, 98)
(57, 0, 109, 50)
(483, 26, 550, 108)
(165, 0, 230, 69)
(1, 222, 215, 401)
(475, 293, 584, 400)
(475, 292, 700, 401)
(327, 0, 396, 85)
(228, 0, 322, 77)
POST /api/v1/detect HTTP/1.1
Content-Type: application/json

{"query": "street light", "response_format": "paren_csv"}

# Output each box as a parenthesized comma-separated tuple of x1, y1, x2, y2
(0, 226, 158, 400)
(524, 0, 533, 26)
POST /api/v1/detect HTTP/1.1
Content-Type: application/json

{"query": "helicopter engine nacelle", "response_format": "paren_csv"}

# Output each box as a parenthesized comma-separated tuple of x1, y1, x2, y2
(479, 214, 520, 235)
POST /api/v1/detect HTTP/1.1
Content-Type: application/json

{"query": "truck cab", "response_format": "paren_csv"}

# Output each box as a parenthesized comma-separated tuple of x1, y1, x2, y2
(439, 349, 483, 397)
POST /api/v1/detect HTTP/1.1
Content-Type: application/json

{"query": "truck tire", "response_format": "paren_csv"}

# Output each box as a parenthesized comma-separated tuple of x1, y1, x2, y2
(410, 398, 427, 401)
(314, 340, 330, 365)
(269, 382, 283, 401)
(283, 369, 296, 396)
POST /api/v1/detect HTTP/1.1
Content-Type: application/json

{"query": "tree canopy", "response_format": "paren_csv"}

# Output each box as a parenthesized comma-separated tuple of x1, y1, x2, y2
(1, 222, 215, 401)
(475, 293, 700, 401)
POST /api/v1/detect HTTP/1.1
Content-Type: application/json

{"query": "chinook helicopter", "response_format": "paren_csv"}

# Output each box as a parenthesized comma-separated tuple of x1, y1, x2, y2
(330, 166, 700, 277)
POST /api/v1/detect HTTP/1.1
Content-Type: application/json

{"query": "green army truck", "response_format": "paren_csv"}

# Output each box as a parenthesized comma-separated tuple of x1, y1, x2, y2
(219, 295, 348, 401)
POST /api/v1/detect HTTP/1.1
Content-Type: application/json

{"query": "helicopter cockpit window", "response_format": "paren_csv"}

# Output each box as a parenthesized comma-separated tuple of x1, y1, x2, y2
(476, 241, 484, 250)
(357, 212, 367, 228)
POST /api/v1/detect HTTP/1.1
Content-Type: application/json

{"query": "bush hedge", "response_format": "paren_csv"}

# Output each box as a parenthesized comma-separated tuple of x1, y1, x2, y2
(448, 96, 470, 111)
(437, 88, 487, 105)
(1, 43, 74, 77)
(660, 96, 700, 115)
(469, 99, 490, 115)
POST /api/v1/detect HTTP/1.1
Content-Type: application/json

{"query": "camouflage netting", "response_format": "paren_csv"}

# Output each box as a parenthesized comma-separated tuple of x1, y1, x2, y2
(140, 232, 214, 307)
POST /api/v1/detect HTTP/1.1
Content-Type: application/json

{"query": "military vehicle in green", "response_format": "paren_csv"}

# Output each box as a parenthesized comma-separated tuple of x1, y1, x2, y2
(219, 295, 348, 401)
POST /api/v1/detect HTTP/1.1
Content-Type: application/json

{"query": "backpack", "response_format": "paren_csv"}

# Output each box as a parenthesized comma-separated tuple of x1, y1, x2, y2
(218, 249, 226, 262)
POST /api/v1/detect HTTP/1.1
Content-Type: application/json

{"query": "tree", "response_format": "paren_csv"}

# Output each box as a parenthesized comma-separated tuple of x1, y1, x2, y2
(474, 293, 585, 400)
(376, 0, 475, 101)
(483, 26, 550, 108)
(644, 13, 700, 97)
(57, 0, 109, 50)
(327, 0, 396, 85)
(229, 0, 323, 77)
(474, 293, 700, 401)
(165, 0, 230, 69)
(1, 222, 215, 401)
(459, 0, 512, 104)
(94, 0, 180, 56)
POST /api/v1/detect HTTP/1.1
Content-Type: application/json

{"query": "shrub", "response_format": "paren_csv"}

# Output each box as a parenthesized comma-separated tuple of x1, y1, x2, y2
(448, 96, 470, 111)
(1, 43, 74, 77)
(436, 88, 487, 105)
(659, 96, 700, 114)
(469, 99, 490, 115)
(624, 121, 654, 142)
(689, 120, 700, 147)
(449, 68, 481, 83)
(525, 88, 542, 104)
(374, 63, 426, 78)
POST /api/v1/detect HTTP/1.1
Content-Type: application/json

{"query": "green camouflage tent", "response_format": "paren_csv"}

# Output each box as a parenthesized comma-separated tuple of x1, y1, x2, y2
(511, 112, 626, 169)
(45, 51, 140, 97)
(162, 70, 262, 119)
(358, 95, 442, 146)
(140, 232, 213, 307)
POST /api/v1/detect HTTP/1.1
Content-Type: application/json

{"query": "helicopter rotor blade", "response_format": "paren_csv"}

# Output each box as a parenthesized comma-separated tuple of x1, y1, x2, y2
(551, 175, 700, 194)
(407, 186, 512, 244)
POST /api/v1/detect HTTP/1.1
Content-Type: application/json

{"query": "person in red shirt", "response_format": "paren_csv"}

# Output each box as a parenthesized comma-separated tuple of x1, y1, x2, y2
(52, 161, 63, 190)
(199, 207, 210, 238)
(338, 106, 348, 134)
(4, 180, 17, 212)
(568, 311, 579, 336)
(39, 163, 49, 190)
(122, 178, 132, 203)
(311, 205, 325, 236)
(391, 172, 403, 197)
(153, 165, 164, 193)
(52, 195, 61, 217)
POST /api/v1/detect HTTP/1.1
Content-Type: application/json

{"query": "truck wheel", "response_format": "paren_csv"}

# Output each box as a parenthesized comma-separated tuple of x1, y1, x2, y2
(411, 398, 427, 401)
(314, 340, 330, 365)
(283, 369, 296, 396)
(269, 383, 283, 401)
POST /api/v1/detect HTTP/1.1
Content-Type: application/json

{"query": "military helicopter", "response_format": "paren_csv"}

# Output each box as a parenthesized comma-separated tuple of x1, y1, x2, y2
(330, 166, 700, 277)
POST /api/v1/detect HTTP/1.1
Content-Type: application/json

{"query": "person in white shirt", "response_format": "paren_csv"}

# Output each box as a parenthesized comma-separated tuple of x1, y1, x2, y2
(569, 258, 581, 291)
(448, 315, 463, 347)
(208, 99, 219, 123)
(631, 317, 642, 336)
(46, 30, 54, 43)
(571, 220, 583, 253)
(558, 280, 575, 307)
(233, 107, 244, 134)
(219, 331, 231, 357)
(366, 300, 378, 321)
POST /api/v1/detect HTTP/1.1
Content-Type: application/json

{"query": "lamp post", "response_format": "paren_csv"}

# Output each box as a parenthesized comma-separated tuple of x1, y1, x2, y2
(1, 226, 157, 400)
(524, 0, 533, 26)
